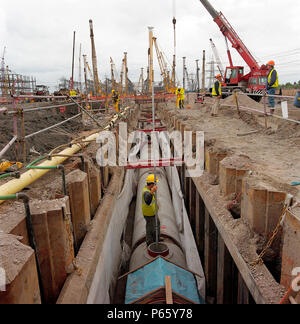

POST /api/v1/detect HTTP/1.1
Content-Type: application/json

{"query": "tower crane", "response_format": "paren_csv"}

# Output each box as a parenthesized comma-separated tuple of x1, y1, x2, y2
(1, 47, 8, 97)
(199, 0, 269, 97)
(209, 38, 225, 78)
(119, 57, 125, 95)
(83, 55, 96, 95)
(78, 44, 82, 94)
(137, 68, 145, 95)
(153, 37, 170, 93)
(110, 57, 116, 92)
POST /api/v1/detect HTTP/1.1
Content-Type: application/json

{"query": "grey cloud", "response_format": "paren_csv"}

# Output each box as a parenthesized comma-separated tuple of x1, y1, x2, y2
(0, 0, 299, 90)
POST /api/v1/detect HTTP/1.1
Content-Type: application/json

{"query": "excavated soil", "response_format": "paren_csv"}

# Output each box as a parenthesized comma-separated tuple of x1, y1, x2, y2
(171, 94, 300, 201)
(162, 95, 300, 303)
(0, 101, 113, 161)
(0, 232, 34, 284)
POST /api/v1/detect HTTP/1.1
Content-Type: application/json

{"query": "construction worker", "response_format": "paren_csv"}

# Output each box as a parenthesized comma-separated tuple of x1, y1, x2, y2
(112, 90, 120, 113)
(176, 87, 180, 109)
(142, 174, 160, 246)
(179, 87, 185, 109)
(70, 89, 77, 97)
(211, 74, 222, 117)
(266, 60, 279, 115)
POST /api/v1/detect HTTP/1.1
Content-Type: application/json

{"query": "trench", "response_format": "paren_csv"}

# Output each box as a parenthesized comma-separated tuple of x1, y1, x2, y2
(86, 105, 206, 304)
(85, 103, 264, 305)
(1, 100, 287, 305)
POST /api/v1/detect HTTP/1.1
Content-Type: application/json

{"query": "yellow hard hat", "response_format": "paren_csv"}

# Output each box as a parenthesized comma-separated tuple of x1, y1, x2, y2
(146, 174, 159, 184)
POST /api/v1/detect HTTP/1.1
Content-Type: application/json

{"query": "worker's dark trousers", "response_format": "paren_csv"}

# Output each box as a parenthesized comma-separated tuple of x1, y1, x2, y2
(179, 99, 184, 109)
(144, 216, 160, 246)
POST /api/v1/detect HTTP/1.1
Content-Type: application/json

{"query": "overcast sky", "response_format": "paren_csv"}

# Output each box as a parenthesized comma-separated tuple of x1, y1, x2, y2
(0, 0, 299, 91)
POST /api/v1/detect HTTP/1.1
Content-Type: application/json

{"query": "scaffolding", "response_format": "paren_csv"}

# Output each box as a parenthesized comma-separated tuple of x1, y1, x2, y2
(0, 71, 37, 97)
(58, 78, 85, 93)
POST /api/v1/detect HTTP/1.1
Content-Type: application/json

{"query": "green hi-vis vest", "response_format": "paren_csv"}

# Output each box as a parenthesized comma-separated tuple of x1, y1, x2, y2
(212, 80, 222, 96)
(268, 69, 279, 88)
(142, 187, 156, 217)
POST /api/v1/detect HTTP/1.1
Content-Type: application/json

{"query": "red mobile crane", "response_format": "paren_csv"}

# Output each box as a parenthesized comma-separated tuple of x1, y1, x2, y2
(199, 0, 269, 98)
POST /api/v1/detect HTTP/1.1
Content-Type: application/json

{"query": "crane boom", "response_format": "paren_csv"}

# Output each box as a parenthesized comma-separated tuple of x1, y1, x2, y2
(199, 0, 261, 72)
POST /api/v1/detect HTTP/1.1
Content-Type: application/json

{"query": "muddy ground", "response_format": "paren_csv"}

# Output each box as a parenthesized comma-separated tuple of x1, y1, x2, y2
(0, 101, 113, 161)
(174, 93, 300, 201)
(160, 94, 300, 302)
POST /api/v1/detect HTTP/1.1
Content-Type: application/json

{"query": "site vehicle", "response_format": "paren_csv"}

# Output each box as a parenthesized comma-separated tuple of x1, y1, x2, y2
(199, 0, 269, 99)
(35, 85, 50, 101)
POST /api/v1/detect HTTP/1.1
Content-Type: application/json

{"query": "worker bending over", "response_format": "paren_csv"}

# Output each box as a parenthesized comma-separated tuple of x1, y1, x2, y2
(211, 74, 222, 117)
(266, 60, 279, 115)
(142, 174, 160, 247)
(112, 90, 120, 113)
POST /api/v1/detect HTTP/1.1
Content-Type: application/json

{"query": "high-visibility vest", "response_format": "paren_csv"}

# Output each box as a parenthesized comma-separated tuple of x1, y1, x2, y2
(142, 187, 156, 217)
(268, 69, 279, 88)
(212, 80, 222, 96)
(180, 88, 185, 100)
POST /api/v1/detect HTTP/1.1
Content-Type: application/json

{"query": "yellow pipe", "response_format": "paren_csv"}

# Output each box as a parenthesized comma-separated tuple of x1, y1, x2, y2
(0, 107, 130, 204)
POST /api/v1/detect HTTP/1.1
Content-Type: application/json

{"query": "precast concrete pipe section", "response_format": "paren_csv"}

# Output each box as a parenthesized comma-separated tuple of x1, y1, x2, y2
(129, 141, 187, 270)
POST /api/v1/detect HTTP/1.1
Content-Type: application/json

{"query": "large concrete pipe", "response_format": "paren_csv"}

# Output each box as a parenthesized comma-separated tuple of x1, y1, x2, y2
(129, 138, 186, 270)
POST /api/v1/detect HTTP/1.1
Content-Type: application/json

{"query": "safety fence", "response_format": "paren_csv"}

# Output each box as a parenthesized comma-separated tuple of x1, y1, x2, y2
(1, 91, 299, 163)
(184, 90, 300, 127)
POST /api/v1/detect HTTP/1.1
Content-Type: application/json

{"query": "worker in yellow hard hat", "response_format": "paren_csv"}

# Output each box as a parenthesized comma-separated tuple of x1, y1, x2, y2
(211, 74, 222, 117)
(142, 174, 160, 246)
(266, 60, 279, 115)
(112, 89, 120, 113)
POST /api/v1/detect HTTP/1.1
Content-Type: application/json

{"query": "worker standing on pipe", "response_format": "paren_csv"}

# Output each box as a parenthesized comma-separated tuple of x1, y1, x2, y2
(142, 174, 160, 246)
(266, 60, 279, 115)
(112, 90, 120, 113)
(211, 74, 222, 117)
